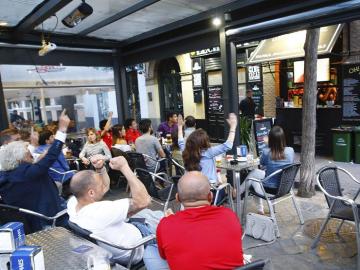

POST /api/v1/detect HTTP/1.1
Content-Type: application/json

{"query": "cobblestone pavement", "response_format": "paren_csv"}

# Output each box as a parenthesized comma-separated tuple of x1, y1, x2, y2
(105, 154, 360, 270)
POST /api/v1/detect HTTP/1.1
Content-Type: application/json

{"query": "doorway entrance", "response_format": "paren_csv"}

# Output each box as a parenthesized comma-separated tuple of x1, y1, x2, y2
(158, 58, 183, 121)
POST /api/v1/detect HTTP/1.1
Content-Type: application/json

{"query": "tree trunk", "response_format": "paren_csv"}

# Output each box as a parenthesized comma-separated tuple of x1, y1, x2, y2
(297, 28, 320, 198)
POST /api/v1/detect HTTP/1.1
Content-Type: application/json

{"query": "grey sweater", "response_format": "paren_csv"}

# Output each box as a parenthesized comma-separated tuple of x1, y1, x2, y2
(79, 141, 112, 160)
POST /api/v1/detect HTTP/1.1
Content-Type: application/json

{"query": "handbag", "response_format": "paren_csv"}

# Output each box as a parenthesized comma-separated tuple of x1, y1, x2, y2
(245, 213, 276, 242)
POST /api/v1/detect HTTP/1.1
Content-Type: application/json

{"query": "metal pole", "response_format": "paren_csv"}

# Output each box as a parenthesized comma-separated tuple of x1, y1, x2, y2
(220, 27, 240, 152)
(0, 71, 9, 131)
(113, 50, 129, 123)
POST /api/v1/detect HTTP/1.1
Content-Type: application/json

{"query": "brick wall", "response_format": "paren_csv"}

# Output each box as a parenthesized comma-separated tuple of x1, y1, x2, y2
(262, 64, 276, 117)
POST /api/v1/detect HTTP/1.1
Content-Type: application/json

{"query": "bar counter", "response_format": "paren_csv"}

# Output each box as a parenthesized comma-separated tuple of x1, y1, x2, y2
(275, 106, 342, 155)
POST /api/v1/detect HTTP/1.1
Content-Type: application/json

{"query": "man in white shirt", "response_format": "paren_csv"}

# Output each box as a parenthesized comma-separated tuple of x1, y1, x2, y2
(67, 155, 169, 270)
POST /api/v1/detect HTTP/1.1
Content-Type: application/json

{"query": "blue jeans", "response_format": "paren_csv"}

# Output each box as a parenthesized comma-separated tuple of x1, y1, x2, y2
(132, 209, 169, 270)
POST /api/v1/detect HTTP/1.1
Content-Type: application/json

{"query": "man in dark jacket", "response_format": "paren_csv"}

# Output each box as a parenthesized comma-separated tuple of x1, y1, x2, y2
(0, 110, 70, 232)
(239, 89, 256, 119)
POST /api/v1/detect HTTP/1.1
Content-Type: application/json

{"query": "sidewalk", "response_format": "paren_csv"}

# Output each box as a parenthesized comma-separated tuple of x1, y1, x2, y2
(242, 154, 360, 270)
(105, 154, 360, 270)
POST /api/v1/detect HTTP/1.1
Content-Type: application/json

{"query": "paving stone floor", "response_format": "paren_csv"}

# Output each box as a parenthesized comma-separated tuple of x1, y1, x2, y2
(105, 154, 360, 270)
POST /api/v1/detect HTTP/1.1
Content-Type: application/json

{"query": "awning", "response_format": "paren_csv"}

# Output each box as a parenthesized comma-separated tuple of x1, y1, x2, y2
(248, 24, 343, 64)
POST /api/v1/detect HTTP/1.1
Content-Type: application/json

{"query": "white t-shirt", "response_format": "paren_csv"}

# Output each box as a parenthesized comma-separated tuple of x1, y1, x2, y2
(67, 197, 143, 264)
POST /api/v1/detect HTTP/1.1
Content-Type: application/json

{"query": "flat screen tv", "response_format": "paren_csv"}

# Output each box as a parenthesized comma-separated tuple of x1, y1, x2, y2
(293, 58, 330, 83)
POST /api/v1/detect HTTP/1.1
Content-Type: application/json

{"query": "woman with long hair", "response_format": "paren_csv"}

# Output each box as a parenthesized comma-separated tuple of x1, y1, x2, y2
(79, 128, 111, 165)
(112, 124, 131, 152)
(178, 113, 238, 183)
(239, 125, 294, 214)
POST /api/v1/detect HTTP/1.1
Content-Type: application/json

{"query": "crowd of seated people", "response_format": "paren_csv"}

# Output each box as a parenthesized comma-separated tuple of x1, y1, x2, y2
(0, 109, 260, 269)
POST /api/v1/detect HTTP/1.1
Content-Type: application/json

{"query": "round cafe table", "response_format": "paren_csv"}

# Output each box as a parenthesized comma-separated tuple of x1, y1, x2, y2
(216, 156, 259, 222)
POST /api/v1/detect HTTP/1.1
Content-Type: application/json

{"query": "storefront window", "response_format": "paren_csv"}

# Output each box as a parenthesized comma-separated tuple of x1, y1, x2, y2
(0, 65, 118, 131)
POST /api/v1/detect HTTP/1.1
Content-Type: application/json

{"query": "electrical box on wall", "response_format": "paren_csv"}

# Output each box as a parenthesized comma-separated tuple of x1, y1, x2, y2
(194, 89, 202, 103)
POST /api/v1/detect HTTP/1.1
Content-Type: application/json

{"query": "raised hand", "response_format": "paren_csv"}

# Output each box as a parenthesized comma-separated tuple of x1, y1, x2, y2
(58, 109, 70, 133)
(109, 156, 129, 171)
(226, 113, 238, 130)
(177, 114, 184, 127)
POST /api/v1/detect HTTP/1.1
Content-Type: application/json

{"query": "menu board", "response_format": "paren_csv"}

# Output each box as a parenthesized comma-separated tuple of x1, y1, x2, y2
(342, 64, 360, 121)
(208, 86, 224, 113)
(253, 118, 273, 156)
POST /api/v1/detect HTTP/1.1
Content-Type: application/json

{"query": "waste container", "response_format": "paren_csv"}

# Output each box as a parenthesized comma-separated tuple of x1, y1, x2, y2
(354, 127, 360, 164)
(332, 128, 352, 162)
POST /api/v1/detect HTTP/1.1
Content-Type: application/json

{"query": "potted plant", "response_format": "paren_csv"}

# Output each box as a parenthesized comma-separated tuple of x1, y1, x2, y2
(238, 116, 252, 156)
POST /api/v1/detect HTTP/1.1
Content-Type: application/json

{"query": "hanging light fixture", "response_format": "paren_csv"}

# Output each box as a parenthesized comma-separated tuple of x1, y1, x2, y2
(62, 0, 93, 28)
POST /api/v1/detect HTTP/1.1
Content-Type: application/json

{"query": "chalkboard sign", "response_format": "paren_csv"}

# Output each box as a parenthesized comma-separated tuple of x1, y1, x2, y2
(208, 86, 224, 113)
(342, 64, 360, 121)
(253, 118, 273, 156)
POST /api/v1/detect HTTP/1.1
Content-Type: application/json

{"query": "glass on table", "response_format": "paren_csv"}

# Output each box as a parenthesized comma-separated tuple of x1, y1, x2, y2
(87, 253, 110, 270)
(215, 155, 223, 166)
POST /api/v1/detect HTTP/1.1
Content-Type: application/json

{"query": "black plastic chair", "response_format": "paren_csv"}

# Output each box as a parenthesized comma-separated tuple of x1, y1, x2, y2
(235, 259, 270, 270)
(311, 166, 360, 269)
(68, 221, 154, 270)
(243, 163, 304, 237)
(0, 203, 68, 234)
(127, 152, 176, 211)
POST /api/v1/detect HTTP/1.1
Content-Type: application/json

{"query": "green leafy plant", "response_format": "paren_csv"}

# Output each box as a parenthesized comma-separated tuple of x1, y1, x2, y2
(239, 116, 251, 146)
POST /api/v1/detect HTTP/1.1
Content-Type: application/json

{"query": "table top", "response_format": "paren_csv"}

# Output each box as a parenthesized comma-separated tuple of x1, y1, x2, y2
(26, 227, 111, 270)
(216, 158, 259, 172)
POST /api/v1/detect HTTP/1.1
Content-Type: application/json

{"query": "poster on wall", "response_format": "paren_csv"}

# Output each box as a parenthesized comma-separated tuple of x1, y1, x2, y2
(247, 82, 264, 115)
(342, 64, 360, 121)
(208, 86, 224, 113)
(192, 58, 204, 88)
(246, 65, 262, 82)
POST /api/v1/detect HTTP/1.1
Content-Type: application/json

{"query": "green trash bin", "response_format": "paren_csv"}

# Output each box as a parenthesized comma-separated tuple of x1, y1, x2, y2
(332, 128, 352, 162)
(354, 127, 360, 164)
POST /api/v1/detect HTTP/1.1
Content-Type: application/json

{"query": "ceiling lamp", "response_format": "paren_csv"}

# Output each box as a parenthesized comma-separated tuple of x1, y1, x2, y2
(62, 0, 93, 28)
(212, 17, 222, 27)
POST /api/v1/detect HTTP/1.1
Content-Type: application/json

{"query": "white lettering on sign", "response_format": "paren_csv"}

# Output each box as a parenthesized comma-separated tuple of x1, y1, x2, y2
(18, 258, 24, 270)
(248, 65, 261, 81)
(349, 66, 360, 74)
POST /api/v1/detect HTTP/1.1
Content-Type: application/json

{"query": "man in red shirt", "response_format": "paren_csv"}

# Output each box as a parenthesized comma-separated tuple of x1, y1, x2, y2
(156, 171, 244, 270)
(98, 112, 113, 150)
(124, 118, 141, 144)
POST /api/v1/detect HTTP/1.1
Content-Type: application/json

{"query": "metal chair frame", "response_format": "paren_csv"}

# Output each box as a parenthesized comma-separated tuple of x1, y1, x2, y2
(134, 168, 175, 212)
(311, 166, 360, 269)
(0, 203, 67, 228)
(243, 163, 304, 237)
(68, 220, 155, 270)
(235, 258, 270, 270)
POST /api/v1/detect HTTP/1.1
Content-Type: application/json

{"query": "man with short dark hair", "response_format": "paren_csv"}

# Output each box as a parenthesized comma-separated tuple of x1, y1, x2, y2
(239, 89, 256, 119)
(157, 112, 178, 138)
(156, 171, 244, 270)
(184, 115, 196, 139)
(136, 119, 166, 172)
(67, 156, 168, 270)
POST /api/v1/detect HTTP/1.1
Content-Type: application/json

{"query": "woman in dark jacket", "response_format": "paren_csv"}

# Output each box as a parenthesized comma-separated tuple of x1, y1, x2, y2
(0, 110, 70, 232)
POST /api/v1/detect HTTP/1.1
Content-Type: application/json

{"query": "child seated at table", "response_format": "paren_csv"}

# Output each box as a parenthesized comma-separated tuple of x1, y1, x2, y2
(79, 128, 112, 165)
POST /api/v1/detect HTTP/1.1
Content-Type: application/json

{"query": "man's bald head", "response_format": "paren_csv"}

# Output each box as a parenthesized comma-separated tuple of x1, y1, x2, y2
(177, 171, 211, 204)
(70, 170, 97, 198)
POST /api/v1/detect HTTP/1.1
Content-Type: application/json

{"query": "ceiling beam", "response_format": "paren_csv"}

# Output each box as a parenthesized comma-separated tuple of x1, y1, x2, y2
(15, 0, 72, 33)
(0, 30, 121, 49)
(121, 0, 267, 46)
(79, 0, 161, 36)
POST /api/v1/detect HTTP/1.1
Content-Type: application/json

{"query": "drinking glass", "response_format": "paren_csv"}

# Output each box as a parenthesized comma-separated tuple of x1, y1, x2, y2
(215, 155, 222, 166)
(87, 254, 110, 270)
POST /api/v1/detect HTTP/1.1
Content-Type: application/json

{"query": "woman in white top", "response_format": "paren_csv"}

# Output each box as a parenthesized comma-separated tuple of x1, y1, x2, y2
(112, 124, 132, 152)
